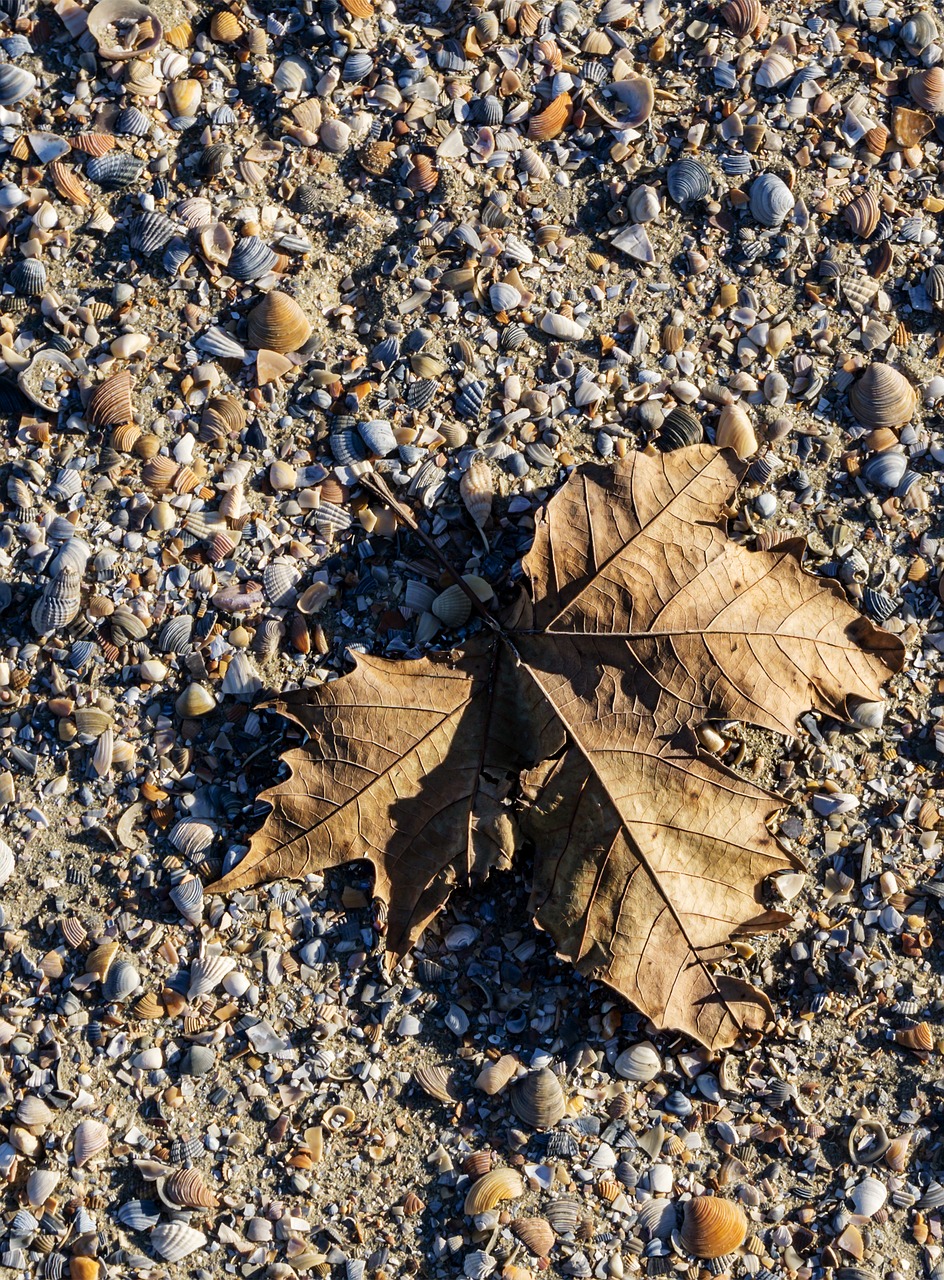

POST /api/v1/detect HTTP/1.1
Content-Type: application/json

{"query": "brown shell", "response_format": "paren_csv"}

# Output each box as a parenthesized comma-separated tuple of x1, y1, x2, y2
(719, 0, 764, 38)
(909, 66, 944, 113)
(87, 371, 133, 427)
(715, 402, 758, 459)
(459, 456, 493, 530)
(72, 132, 116, 157)
(892, 105, 934, 147)
(49, 161, 90, 206)
(528, 91, 572, 141)
(359, 139, 396, 176)
(843, 189, 880, 239)
(247, 291, 312, 353)
(201, 393, 245, 439)
(510, 1067, 566, 1129)
(848, 362, 916, 430)
(511, 1216, 555, 1257)
(407, 154, 439, 194)
(413, 1063, 460, 1104)
(680, 1196, 748, 1259)
(133, 991, 164, 1018)
(894, 1022, 934, 1053)
(862, 125, 888, 156)
(110, 421, 141, 452)
(163, 1167, 219, 1209)
(164, 18, 193, 46)
(141, 456, 180, 494)
(340, 0, 373, 16)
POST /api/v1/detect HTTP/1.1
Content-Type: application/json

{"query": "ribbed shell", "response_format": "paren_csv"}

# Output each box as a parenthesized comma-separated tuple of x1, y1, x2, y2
(655, 406, 703, 451)
(511, 1216, 555, 1257)
(456, 378, 487, 418)
(201, 394, 245, 438)
(72, 1118, 109, 1168)
(460, 457, 493, 529)
(749, 172, 794, 227)
(229, 235, 278, 281)
(680, 1196, 747, 1259)
(510, 1067, 566, 1129)
(32, 569, 81, 634)
(843, 189, 880, 239)
(86, 152, 144, 187)
(187, 953, 236, 997)
(247, 291, 312, 352)
(861, 451, 908, 489)
(163, 1167, 219, 1209)
(925, 264, 944, 308)
(358, 418, 397, 456)
(666, 158, 710, 206)
(909, 67, 944, 113)
(116, 105, 151, 136)
(463, 1168, 525, 1215)
(170, 875, 204, 923)
(720, 0, 763, 37)
(127, 211, 176, 257)
(87, 371, 133, 426)
(0, 65, 35, 105)
(102, 958, 140, 1001)
(10, 258, 46, 297)
(901, 11, 939, 55)
(848, 363, 916, 429)
(150, 1222, 206, 1263)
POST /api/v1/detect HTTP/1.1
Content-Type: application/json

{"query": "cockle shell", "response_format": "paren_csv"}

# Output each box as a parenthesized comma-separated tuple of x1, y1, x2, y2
(749, 172, 794, 227)
(511, 1217, 555, 1257)
(201, 393, 245, 438)
(210, 9, 243, 41)
(32, 569, 81, 635)
(248, 291, 312, 353)
(894, 1021, 933, 1052)
(150, 1222, 206, 1263)
(909, 67, 944, 113)
(680, 1196, 748, 1258)
(720, 0, 764, 37)
(511, 1067, 566, 1129)
(73, 1118, 109, 1167)
(128, 211, 175, 256)
(169, 875, 204, 923)
(862, 451, 908, 490)
(460, 456, 493, 534)
(849, 363, 916, 429)
(188, 953, 236, 998)
(843, 189, 881, 239)
(229, 235, 278, 281)
(716, 402, 758, 458)
(87, 370, 133, 426)
(103, 958, 141, 1001)
(87, 0, 162, 59)
(667, 158, 710, 206)
(86, 152, 145, 187)
(614, 1041, 662, 1081)
(528, 91, 572, 141)
(161, 1167, 219, 1209)
(464, 1167, 525, 1215)
(17, 1096, 53, 1128)
(413, 1063, 460, 1104)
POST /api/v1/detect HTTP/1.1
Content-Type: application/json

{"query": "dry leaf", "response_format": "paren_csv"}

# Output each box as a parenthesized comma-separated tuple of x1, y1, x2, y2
(209, 446, 904, 1049)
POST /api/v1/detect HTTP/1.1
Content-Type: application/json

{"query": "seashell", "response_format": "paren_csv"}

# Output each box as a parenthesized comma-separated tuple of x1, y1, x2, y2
(406, 377, 437, 411)
(73, 1118, 109, 1167)
(540, 312, 585, 340)
(489, 281, 522, 312)
(178, 196, 215, 228)
(464, 1168, 525, 1215)
(749, 172, 794, 227)
(103, 957, 140, 1001)
(87, 371, 133, 427)
(201, 394, 245, 438)
(528, 91, 572, 141)
(475, 1054, 517, 1095)
(0, 65, 35, 105)
(116, 105, 151, 136)
(358, 418, 397, 456)
(849, 1176, 887, 1219)
(666, 158, 710, 206)
(656, 405, 702, 451)
(755, 49, 793, 89)
(512, 1217, 555, 1258)
(511, 1067, 566, 1130)
(10, 258, 46, 297)
(715, 403, 758, 458)
(628, 184, 660, 223)
(343, 50, 373, 82)
(680, 1196, 748, 1259)
(456, 378, 487, 418)
(165, 77, 202, 117)
(843, 189, 880, 239)
(110, 604, 149, 642)
(611, 223, 654, 263)
(87, 0, 162, 59)
(519, 148, 550, 181)
(500, 323, 528, 352)
(720, 0, 764, 37)
(413, 1063, 460, 1104)
(169, 817, 214, 856)
(196, 326, 246, 360)
(187, 953, 236, 998)
(460, 454, 493, 540)
(17, 1095, 54, 1127)
(27, 1169, 60, 1207)
(849, 363, 916, 429)
(862, 451, 907, 489)
(894, 1021, 933, 1052)
(263, 559, 301, 607)
(116, 1199, 161, 1230)
(545, 1198, 580, 1235)
(885, 1134, 911, 1172)
(0, 839, 14, 888)
(210, 9, 242, 41)
(32, 570, 81, 635)
(162, 1168, 218, 1209)
(86, 152, 145, 187)
(169, 875, 204, 924)
(229, 236, 278, 281)
(609, 74, 654, 126)
(18, 349, 76, 412)
(72, 132, 116, 157)
(614, 1041, 661, 1081)
(49, 161, 91, 206)
(274, 55, 315, 95)
(432, 583, 472, 628)
(176, 683, 216, 718)
(909, 67, 944, 113)
(126, 211, 176, 258)
(925, 264, 944, 309)
(151, 1222, 207, 1263)
(248, 291, 312, 353)
(901, 10, 939, 55)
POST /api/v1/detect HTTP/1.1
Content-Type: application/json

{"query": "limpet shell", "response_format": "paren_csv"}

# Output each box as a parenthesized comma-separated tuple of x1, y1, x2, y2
(680, 1196, 748, 1259)
(464, 1167, 525, 1215)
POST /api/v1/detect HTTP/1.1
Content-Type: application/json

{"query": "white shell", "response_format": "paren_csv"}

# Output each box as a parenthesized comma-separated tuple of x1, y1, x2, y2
(540, 312, 585, 340)
(755, 50, 793, 88)
(26, 1169, 60, 1207)
(73, 1117, 109, 1168)
(188, 953, 236, 998)
(151, 1222, 207, 1263)
(627, 184, 660, 223)
(489, 281, 522, 312)
(749, 172, 794, 227)
(849, 1176, 887, 1219)
(0, 838, 15, 887)
(170, 875, 204, 924)
(612, 223, 655, 263)
(169, 818, 215, 858)
(614, 1042, 662, 1081)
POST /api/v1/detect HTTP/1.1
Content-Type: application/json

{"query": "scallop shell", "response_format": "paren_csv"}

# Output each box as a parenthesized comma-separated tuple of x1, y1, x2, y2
(909, 67, 944, 113)
(666, 158, 710, 206)
(87, 0, 162, 59)
(511, 1067, 566, 1129)
(0, 65, 35, 105)
(73, 1118, 109, 1168)
(527, 91, 572, 141)
(116, 105, 151, 136)
(201, 394, 245, 438)
(128, 211, 176, 256)
(196, 326, 246, 360)
(464, 1168, 525, 1215)
(187, 953, 236, 998)
(511, 1217, 555, 1258)
(87, 371, 133, 426)
(210, 9, 242, 41)
(151, 1222, 206, 1263)
(755, 49, 793, 88)
(609, 74, 654, 125)
(32, 569, 81, 635)
(162, 1168, 219, 1209)
(720, 0, 764, 37)
(86, 152, 145, 187)
(925, 264, 944, 309)
(843, 189, 880, 239)
(263, 558, 301, 607)
(456, 377, 487, 417)
(248, 291, 312, 353)
(432, 583, 472, 628)
(229, 235, 278, 281)
(849, 363, 916, 429)
(749, 172, 794, 227)
(680, 1196, 748, 1259)
(715, 403, 758, 459)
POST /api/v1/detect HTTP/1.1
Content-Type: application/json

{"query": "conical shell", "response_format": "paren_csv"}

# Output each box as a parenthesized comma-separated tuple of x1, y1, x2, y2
(849, 363, 916, 429)
(464, 1167, 525, 1215)
(680, 1196, 747, 1259)
(87, 371, 133, 426)
(510, 1067, 566, 1129)
(73, 1117, 109, 1167)
(248, 291, 312, 353)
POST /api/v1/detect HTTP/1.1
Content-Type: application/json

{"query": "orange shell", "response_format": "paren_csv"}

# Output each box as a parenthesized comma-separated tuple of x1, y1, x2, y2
(49, 161, 90, 206)
(680, 1196, 748, 1259)
(894, 1022, 934, 1053)
(527, 91, 572, 142)
(71, 132, 116, 157)
(87, 371, 133, 427)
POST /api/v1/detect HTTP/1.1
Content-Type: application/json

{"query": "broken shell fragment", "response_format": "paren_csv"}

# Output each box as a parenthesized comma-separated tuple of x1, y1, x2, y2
(87, 0, 163, 60)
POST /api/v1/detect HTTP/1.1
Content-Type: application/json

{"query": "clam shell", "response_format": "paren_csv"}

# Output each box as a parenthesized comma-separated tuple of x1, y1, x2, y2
(720, 0, 763, 37)
(357, 418, 397, 456)
(527, 91, 572, 141)
(925, 264, 944, 309)
(849, 1176, 887, 1219)
(614, 1041, 662, 1081)
(680, 1196, 748, 1259)
(86, 152, 145, 187)
(901, 10, 939, 55)
(755, 49, 793, 88)
(0, 838, 14, 887)
(73, 1118, 109, 1167)
(656, 406, 702, 451)
(87, 0, 162, 59)
(87, 370, 133, 426)
(862, 451, 908, 490)
(474, 1054, 517, 1095)
(263, 558, 301, 606)
(627, 183, 660, 222)
(158, 615, 194, 654)
(168, 817, 214, 860)
(464, 1167, 525, 1215)
(843, 189, 881, 239)
(510, 1067, 566, 1129)
(128, 211, 176, 256)
(102, 958, 141, 1001)
(187, 953, 236, 998)
(10, 258, 46, 297)
(201, 393, 245, 438)
(489, 281, 522, 312)
(26, 1169, 60, 1207)
(612, 222, 654, 262)
(166, 78, 202, 118)
(17, 1096, 53, 1127)
(749, 172, 794, 227)
(715, 402, 758, 458)
(511, 1217, 555, 1258)
(169, 875, 204, 924)
(910, 66, 944, 113)
(17, 349, 76, 411)
(460, 457, 493, 530)
(151, 1222, 206, 1263)
(248, 291, 312, 353)
(849, 363, 916, 429)
(229, 235, 278, 281)
(32, 569, 81, 635)
(413, 1063, 460, 1104)
(0, 65, 35, 105)
(116, 105, 151, 136)
(667, 158, 710, 206)
(545, 1198, 580, 1234)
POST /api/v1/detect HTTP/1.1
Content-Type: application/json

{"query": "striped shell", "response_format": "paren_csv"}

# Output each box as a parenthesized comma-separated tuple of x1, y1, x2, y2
(464, 1167, 525, 1215)
(248, 291, 312, 352)
(86, 152, 145, 187)
(460, 456, 493, 530)
(528, 91, 572, 141)
(666, 158, 710, 206)
(715, 402, 758, 459)
(150, 1222, 206, 1263)
(32, 569, 81, 635)
(843, 189, 880, 239)
(511, 1217, 555, 1258)
(901, 11, 939, 55)
(169, 875, 204, 923)
(511, 1067, 566, 1129)
(87, 371, 133, 426)
(10, 258, 46, 297)
(162, 1167, 219, 1209)
(754, 49, 793, 88)
(909, 67, 944, 113)
(0, 65, 35, 105)
(848, 363, 916, 429)
(187, 954, 236, 998)
(680, 1196, 748, 1259)
(749, 172, 794, 227)
(103, 958, 141, 1001)
(127, 211, 176, 256)
(73, 1118, 109, 1168)
(656, 406, 703, 451)
(229, 235, 278, 281)
(720, 0, 764, 37)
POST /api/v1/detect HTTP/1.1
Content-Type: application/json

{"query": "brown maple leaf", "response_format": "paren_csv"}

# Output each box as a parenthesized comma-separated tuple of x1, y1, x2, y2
(208, 446, 904, 1049)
